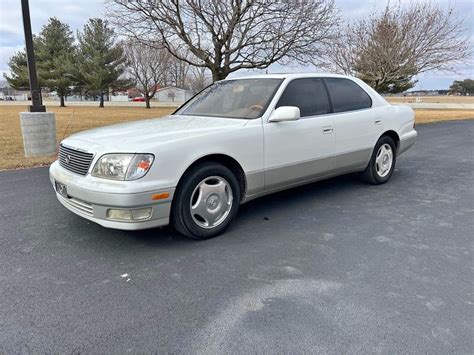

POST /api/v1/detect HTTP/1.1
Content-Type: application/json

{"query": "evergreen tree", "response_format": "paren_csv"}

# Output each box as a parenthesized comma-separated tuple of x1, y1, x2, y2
(76, 18, 128, 108)
(4, 51, 30, 90)
(36, 18, 76, 107)
(4, 18, 75, 106)
(449, 79, 474, 96)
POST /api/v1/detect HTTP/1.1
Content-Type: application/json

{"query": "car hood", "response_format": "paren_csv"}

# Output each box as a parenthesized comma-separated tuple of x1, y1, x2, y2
(62, 114, 250, 153)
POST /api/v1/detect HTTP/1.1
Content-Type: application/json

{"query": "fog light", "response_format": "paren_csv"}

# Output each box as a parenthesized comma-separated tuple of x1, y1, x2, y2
(107, 209, 132, 221)
(107, 208, 152, 221)
(132, 208, 152, 221)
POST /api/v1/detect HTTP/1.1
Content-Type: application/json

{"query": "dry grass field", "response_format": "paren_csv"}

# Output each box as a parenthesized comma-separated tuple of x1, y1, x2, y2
(0, 104, 473, 170)
(386, 96, 474, 104)
(0, 105, 174, 170)
(414, 109, 474, 124)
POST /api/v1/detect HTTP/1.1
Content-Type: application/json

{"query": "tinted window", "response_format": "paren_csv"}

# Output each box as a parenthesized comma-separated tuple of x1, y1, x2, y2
(276, 78, 330, 117)
(324, 78, 372, 113)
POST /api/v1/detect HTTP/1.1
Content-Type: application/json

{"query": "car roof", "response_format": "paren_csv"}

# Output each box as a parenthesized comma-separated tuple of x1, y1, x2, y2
(222, 72, 388, 108)
(222, 72, 352, 81)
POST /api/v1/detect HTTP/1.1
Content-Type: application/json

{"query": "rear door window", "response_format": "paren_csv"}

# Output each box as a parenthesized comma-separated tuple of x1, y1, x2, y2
(324, 78, 372, 113)
(276, 78, 330, 117)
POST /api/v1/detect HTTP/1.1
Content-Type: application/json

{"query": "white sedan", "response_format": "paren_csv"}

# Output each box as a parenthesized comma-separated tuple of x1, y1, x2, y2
(50, 73, 417, 239)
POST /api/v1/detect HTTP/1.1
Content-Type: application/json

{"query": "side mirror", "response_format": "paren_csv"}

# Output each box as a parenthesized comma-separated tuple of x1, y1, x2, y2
(269, 106, 300, 122)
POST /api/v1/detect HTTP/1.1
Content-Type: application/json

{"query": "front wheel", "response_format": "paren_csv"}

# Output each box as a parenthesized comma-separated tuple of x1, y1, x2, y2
(171, 162, 240, 240)
(360, 136, 397, 185)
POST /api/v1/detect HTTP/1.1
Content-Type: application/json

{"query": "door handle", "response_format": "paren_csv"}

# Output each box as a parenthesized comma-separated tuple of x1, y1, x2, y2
(374, 119, 382, 125)
(322, 126, 334, 134)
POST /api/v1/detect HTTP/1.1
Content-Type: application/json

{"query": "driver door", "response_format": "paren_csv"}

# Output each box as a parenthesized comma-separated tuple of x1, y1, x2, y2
(263, 78, 336, 190)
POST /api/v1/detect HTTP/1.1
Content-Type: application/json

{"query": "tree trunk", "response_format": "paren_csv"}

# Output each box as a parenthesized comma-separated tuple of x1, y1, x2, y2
(211, 67, 228, 82)
(99, 93, 104, 108)
(59, 95, 65, 107)
(145, 94, 151, 109)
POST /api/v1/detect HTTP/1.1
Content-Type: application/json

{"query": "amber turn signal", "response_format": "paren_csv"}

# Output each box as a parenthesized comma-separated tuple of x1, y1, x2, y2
(152, 192, 170, 200)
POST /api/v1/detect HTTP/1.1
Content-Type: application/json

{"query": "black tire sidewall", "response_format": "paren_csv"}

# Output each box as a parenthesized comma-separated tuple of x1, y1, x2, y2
(173, 163, 240, 239)
(371, 136, 397, 184)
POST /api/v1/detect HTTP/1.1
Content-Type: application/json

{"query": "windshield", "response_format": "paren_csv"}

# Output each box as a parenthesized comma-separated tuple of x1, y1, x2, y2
(175, 78, 283, 119)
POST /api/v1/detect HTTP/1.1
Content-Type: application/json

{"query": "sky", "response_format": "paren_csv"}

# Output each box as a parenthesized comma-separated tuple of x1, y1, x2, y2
(0, 0, 473, 90)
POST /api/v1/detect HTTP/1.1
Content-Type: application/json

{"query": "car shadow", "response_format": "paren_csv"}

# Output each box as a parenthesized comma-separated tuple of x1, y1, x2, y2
(53, 168, 412, 258)
(114, 173, 367, 245)
(239, 173, 363, 215)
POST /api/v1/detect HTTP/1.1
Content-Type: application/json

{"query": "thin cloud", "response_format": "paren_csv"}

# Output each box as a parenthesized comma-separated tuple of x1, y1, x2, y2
(0, 0, 472, 90)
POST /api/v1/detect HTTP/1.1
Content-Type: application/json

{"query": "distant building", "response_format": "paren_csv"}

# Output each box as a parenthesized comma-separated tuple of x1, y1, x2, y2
(403, 90, 449, 96)
(155, 87, 193, 103)
(1, 90, 29, 101)
(110, 94, 129, 102)
(0, 80, 29, 101)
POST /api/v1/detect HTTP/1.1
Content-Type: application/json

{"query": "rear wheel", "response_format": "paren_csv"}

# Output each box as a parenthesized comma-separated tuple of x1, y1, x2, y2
(171, 162, 240, 239)
(360, 136, 397, 185)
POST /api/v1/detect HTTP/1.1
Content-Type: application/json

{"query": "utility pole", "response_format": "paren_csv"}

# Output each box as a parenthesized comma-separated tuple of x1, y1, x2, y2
(19, 0, 56, 158)
(21, 0, 45, 112)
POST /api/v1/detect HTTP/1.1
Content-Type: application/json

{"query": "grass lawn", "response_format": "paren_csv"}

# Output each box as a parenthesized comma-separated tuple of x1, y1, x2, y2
(0, 104, 473, 170)
(0, 105, 174, 170)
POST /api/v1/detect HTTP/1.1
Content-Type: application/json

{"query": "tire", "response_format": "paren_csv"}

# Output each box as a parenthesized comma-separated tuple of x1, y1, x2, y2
(360, 136, 397, 185)
(171, 162, 240, 240)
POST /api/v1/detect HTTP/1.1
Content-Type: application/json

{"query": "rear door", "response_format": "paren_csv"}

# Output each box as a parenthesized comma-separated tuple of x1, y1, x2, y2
(263, 78, 336, 190)
(324, 78, 380, 172)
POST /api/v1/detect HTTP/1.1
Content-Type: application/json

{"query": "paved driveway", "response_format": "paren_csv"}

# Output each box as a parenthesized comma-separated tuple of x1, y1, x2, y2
(0, 120, 473, 353)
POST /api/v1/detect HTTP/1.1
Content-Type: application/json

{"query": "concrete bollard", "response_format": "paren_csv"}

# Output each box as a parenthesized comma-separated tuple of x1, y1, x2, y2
(20, 112, 57, 157)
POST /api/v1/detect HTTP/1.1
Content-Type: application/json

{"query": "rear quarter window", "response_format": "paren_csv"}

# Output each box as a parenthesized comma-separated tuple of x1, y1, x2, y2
(325, 78, 372, 113)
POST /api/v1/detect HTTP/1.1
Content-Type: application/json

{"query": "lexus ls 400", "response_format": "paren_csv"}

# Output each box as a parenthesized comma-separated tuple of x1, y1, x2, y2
(50, 74, 417, 239)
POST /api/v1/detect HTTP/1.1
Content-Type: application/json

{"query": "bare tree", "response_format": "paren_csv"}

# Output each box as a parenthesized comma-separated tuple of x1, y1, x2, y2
(167, 90, 176, 102)
(186, 67, 212, 93)
(109, 0, 339, 81)
(124, 41, 170, 108)
(328, 1, 472, 93)
(168, 55, 190, 88)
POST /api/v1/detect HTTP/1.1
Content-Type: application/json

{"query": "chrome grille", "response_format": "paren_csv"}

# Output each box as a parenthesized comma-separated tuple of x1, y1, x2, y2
(59, 144, 94, 176)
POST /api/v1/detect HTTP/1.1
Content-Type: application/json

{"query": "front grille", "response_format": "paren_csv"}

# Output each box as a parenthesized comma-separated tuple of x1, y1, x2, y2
(59, 144, 94, 176)
(58, 195, 93, 216)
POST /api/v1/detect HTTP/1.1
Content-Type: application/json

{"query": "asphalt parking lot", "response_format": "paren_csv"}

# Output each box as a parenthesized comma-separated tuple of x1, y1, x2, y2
(0, 120, 473, 353)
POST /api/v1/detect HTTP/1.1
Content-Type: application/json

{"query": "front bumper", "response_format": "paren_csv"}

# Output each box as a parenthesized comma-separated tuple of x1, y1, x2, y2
(50, 161, 175, 230)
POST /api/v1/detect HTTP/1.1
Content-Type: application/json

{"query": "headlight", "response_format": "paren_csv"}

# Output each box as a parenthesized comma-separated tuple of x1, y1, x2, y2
(92, 153, 154, 181)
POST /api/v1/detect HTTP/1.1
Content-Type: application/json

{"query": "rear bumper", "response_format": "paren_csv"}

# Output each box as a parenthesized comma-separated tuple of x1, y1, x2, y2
(398, 131, 417, 156)
(50, 161, 174, 230)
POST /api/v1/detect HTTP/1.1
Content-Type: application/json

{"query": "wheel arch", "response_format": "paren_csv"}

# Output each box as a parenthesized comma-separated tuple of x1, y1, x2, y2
(379, 130, 400, 151)
(176, 153, 247, 202)
(366, 130, 401, 169)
